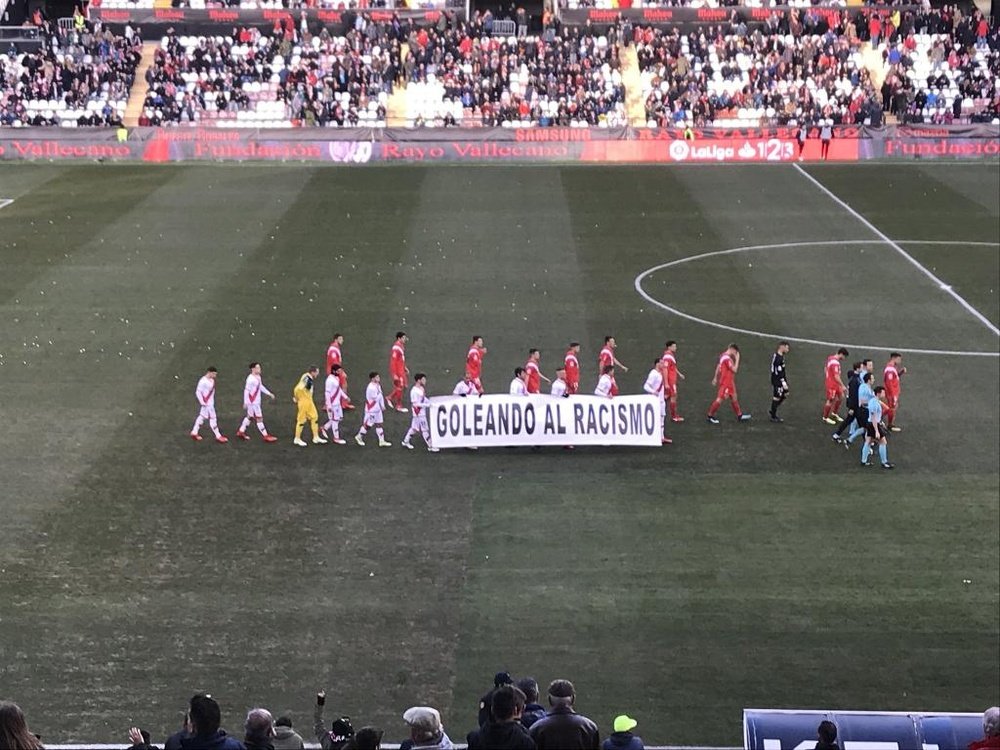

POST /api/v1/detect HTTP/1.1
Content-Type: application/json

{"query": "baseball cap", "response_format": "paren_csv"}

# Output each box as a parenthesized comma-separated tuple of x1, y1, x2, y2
(614, 715, 638, 733)
(494, 671, 513, 687)
(402, 706, 442, 735)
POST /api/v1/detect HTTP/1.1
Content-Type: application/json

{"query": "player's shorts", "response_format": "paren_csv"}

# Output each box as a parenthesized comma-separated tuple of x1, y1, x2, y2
(296, 402, 318, 424)
(855, 406, 869, 429)
(665, 381, 677, 398)
(364, 408, 383, 426)
(472, 377, 483, 394)
(245, 403, 262, 419)
(772, 383, 788, 399)
(825, 385, 841, 401)
(886, 394, 899, 409)
(410, 414, 429, 431)
(567, 381, 579, 395)
(865, 421, 882, 440)
(391, 374, 407, 387)
(199, 405, 216, 420)
(326, 403, 344, 421)
(716, 384, 735, 401)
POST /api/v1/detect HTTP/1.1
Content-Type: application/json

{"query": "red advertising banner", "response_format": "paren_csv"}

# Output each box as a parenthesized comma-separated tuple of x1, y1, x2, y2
(0, 125, 995, 164)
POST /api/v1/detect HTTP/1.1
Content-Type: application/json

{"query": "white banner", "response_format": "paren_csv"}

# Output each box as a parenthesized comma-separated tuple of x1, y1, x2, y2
(427, 393, 663, 449)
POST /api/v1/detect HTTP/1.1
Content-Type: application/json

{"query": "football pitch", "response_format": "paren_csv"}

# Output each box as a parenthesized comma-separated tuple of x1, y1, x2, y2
(0, 162, 997, 747)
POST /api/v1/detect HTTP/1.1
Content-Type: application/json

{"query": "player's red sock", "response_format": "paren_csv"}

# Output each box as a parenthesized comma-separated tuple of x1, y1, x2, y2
(731, 399, 743, 416)
(389, 386, 402, 405)
(707, 400, 721, 417)
(669, 401, 678, 419)
(822, 403, 831, 419)
(831, 396, 842, 414)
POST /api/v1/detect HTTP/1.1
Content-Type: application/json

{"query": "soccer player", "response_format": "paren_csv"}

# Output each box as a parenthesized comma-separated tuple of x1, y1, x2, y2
(845, 371, 875, 448)
(293, 366, 326, 447)
(769, 342, 790, 423)
(322, 364, 348, 445)
(822, 347, 849, 424)
(883, 352, 906, 432)
(509, 367, 529, 396)
(598, 336, 628, 395)
(325, 332, 354, 410)
(466, 335, 487, 395)
(707, 344, 751, 424)
(551, 366, 569, 397)
(356, 372, 391, 447)
(524, 349, 551, 394)
(832, 361, 863, 443)
(191, 366, 228, 443)
(453, 375, 477, 397)
(595, 365, 615, 398)
(402, 373, 438, 452)
(564, 343, 581, 394)
(236, 362, 277, 442)
(387, 331, 409, 413)
(661, 340, 685, 422)
(643, 359, 672, 445)
(862, 385, 894, 469)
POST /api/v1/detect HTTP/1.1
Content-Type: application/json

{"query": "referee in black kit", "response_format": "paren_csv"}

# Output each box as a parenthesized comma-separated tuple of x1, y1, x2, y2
(769, 341, 790, 422)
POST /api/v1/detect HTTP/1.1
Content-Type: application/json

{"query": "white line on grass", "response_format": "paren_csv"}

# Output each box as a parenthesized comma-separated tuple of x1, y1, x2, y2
(793, 163, 1000, 337)
(0, 198, 14, 210)
(634, 239, 1000, 357)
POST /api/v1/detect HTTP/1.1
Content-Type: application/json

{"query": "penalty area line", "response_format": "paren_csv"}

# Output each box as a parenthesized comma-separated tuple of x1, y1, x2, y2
(793, 163, 1000, 337)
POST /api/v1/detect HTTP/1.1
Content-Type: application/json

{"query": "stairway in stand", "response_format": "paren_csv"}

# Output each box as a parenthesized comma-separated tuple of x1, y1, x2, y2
(123, 41, 159, 127)
(619, 41, 646, 127)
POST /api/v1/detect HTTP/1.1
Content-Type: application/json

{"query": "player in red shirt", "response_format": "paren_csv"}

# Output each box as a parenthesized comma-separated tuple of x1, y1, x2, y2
(325, 332, 354, 410)
(707, 344, 752, 423)
(466, 335, 487, 394)
(822, 347, 849, 424)
(882, 352, 905, 431)
(524, 348, 551, 394)
(661, 339, 686, 422)
(564, 342, 581, 394)
(387, 331, 409, 413)
(598, 336, 628, 396)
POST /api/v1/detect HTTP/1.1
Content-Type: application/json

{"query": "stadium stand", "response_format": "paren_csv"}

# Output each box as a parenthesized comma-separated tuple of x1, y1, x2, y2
(0, 20, 140, 127)
(1, 8, 997, 128)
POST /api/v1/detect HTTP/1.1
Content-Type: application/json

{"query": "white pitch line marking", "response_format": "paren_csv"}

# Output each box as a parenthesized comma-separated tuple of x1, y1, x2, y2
(793, 163, 1000, 337)
(634, 240, 1000, 358)
(0, 198, 14, 210)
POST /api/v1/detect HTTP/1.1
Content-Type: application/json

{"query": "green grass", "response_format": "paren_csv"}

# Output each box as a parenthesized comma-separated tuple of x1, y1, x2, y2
(0, 163, 997, 747)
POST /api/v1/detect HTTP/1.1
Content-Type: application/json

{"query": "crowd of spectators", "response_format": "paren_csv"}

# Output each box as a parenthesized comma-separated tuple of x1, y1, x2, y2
(636, 5, 999, 127)
(3, 693, 1000, 750)
(0, 17, 141, 127)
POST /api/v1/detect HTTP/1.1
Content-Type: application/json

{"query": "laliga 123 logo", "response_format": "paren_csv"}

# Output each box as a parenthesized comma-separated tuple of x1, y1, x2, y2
(668, 140, 689, 161)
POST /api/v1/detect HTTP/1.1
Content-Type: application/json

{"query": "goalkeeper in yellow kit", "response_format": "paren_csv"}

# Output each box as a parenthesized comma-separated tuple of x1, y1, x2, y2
(293, 366, 327, 447)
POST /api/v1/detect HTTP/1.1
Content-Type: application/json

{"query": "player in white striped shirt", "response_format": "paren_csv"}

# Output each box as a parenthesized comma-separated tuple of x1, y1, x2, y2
(322, 364, 348, 444)
(643, 359, 672, 445)
(402, 373, 439, 452)
(236, 362, 277, 442)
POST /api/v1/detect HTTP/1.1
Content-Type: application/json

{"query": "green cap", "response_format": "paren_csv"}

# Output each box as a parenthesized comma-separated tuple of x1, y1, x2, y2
(614, 715, 637, 733)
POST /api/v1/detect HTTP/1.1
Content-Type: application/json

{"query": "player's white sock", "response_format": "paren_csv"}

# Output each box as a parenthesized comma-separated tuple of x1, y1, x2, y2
(358, 425, 368, 436)
(191, 417, 204, 434)
(403, 428, 415, 442)
(375, 427, 385, 440)
(256, 421, 268, 436)
(239, 417, 250, 433)
(420, 428, 431, 444)
(209, 419, 222, 438)
(331, 422, 341, 439)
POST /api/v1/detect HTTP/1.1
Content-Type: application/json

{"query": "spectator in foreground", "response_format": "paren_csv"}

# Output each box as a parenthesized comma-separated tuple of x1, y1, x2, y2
(0, 701, 44, 750)
(479, 672, 514, 727)
(516, 680, 546, 729)
(244, 709, 275, 750)
(467, 686, 534, 750)
(528, 680, 599, 750)
(128, 728, 161, 750)
(179, 695, 245, 750)
(345, 727, 383, 750)
(272, 716, 304, 750)
(815, 720, 839, 750)
(602, 715, 643, 750)
(970, 708, 1000, 750)
(402, 707, 454, 750)
(314, 690, 355, 750)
